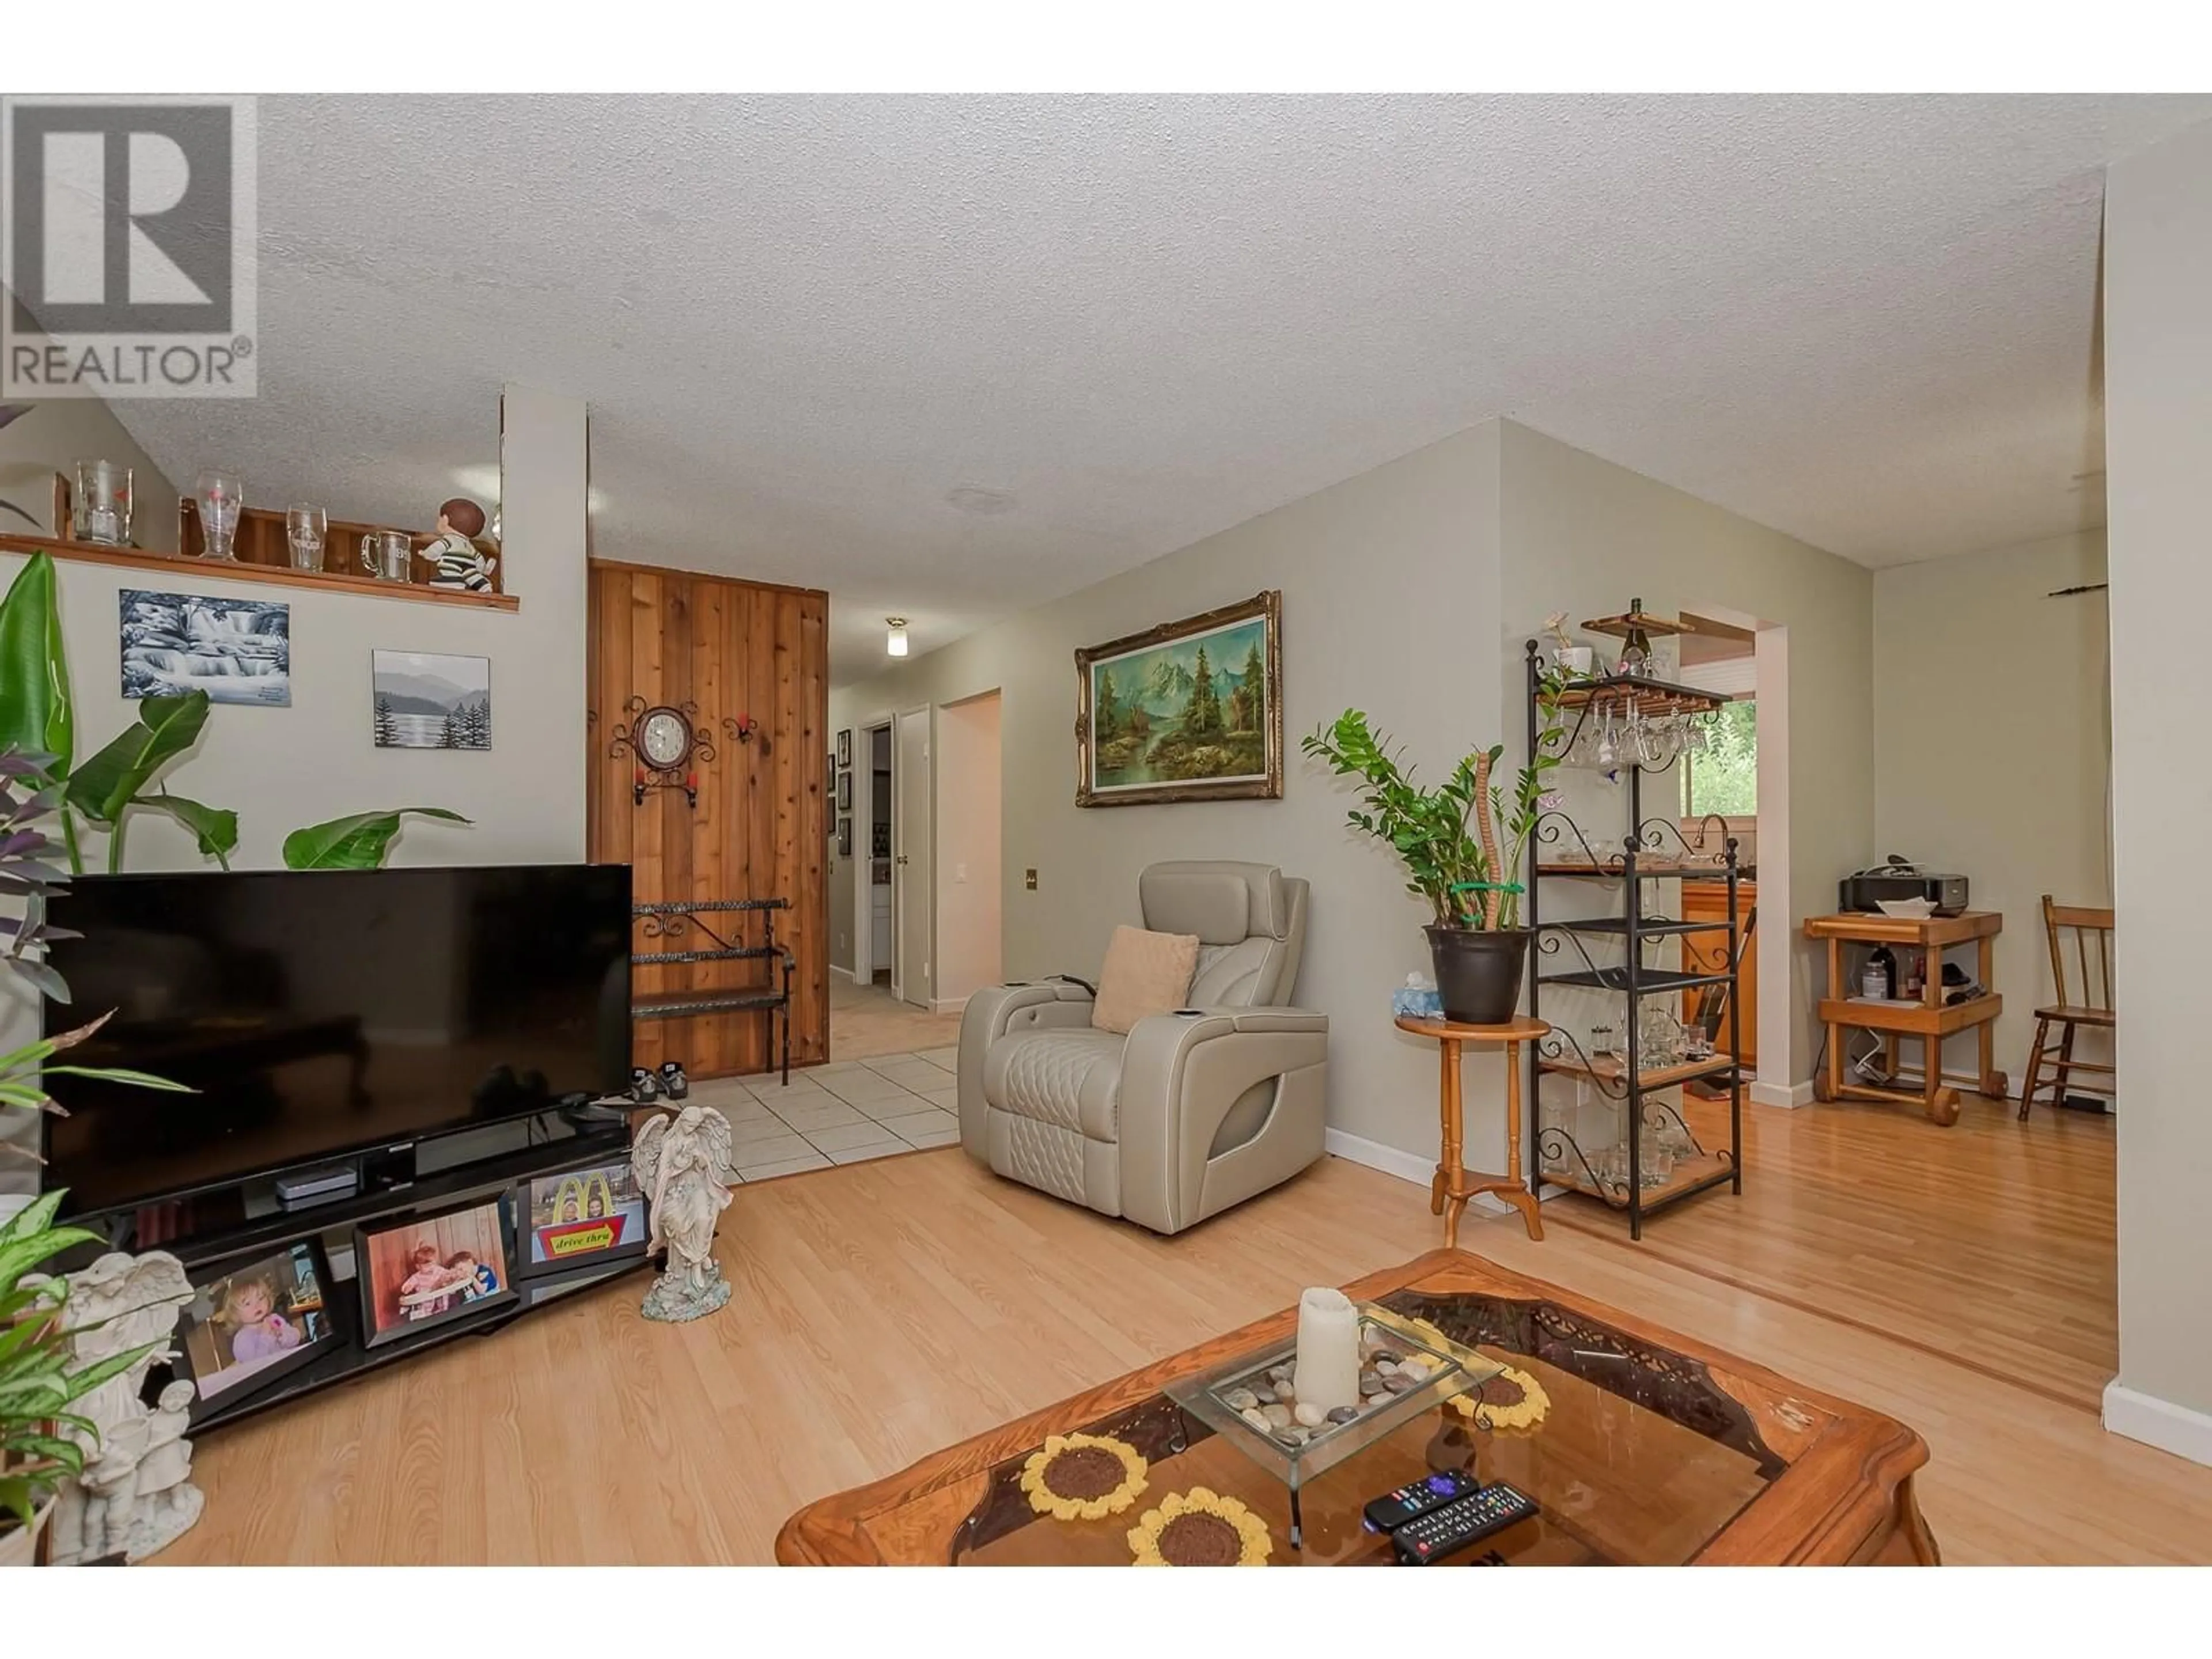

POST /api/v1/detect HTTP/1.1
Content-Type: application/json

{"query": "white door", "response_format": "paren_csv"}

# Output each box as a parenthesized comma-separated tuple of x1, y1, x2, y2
(892, 706, 933, 1007)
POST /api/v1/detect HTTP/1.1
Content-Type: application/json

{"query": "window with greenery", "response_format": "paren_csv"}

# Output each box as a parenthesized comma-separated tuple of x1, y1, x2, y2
(1684, 699, 1757, 817)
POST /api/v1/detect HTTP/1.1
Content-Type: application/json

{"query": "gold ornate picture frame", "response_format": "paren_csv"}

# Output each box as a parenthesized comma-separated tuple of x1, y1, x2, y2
(1075, 590, 1282, 808)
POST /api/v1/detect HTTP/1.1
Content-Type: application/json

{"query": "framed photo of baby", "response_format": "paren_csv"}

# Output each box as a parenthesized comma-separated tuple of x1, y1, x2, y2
(173, 1238, 339, 1422)
(355, 1198, 517, 1347)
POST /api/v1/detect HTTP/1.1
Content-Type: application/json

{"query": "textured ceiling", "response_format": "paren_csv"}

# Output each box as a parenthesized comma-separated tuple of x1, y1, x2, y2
(108, 95, 2210, 684)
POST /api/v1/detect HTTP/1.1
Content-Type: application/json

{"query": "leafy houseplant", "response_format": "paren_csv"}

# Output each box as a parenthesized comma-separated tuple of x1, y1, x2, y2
(1, 754, 190, 1555)
(1304, 702, 1565, 1024)
(0, 1195, 165, 1553)
(0, 552, 469, 870)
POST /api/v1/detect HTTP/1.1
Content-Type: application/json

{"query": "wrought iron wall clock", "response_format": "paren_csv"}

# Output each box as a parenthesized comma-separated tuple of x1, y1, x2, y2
(609, 697, 716, 806)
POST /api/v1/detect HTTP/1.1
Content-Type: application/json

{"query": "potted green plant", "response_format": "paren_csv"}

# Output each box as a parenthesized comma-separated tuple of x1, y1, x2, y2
(0, 751, 190, 1564)
(1304, 704, 1563, 1024)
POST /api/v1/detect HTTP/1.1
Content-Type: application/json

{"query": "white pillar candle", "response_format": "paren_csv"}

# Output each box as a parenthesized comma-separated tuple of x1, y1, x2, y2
(1291, 1286, 1361, 1412)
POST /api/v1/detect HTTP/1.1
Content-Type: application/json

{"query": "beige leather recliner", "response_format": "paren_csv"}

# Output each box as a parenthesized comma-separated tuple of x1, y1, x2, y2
(957, 860, 1328, 1234)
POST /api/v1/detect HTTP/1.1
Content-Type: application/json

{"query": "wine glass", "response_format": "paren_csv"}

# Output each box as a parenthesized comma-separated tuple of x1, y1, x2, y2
(285, 503, 327, 572)
(195, 468, 245, 560)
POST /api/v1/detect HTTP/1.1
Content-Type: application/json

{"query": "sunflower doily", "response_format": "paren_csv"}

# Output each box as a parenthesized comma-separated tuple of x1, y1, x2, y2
(1018, 1432, 1149, 1521)
(1451, 1363, 1551, 1431)
(1402, 1317, 1550, 1431)
(1126, 1487, 1272, 1566)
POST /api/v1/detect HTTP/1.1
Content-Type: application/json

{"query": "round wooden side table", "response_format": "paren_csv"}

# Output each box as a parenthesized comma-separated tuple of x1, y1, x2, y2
(1393, 1013, 1549, 1247)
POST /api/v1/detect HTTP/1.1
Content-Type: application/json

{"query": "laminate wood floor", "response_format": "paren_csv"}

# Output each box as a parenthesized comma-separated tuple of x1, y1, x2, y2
(828, 975, 964, 1060)
(164, 1091, 2212, 1566)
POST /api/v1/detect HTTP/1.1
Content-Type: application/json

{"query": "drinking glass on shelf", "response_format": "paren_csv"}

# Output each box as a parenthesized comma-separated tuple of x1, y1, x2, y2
(1639, 1004, 1683, 1067)
(359, 528, 414, 582)
(71, 459, 133, 546)
(285, 504, 328, 572)
(194, 468, 245, 559)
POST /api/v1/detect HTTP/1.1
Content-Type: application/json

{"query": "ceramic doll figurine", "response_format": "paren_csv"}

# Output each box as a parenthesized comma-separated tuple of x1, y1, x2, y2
(40, 1251, 199, 1565)
(423, 497, 498, 592)
(128, 1381, 204, 1562)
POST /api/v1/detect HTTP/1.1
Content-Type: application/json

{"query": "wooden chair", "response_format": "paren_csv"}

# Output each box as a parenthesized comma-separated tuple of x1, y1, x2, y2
(2018, 895, 2115, 1119)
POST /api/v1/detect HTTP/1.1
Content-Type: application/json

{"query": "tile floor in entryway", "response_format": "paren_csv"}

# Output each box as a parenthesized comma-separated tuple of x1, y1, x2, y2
(688, 1048, 960, 1181)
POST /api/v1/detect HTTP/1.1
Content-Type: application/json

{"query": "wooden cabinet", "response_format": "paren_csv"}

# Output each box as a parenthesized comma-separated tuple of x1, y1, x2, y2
(1682, 878, 1756, 1070)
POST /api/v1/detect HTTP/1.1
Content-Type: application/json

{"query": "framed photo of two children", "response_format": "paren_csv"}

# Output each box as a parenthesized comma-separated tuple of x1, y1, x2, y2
(354, 1198, 518, 1348)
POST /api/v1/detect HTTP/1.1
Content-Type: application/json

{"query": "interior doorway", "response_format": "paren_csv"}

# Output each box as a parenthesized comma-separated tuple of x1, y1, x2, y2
(1677, 608, 1793, 1104)
(851, 720, 895, 985)
(892, 704, 934, 1008)
(931, 690, 1003, 1013)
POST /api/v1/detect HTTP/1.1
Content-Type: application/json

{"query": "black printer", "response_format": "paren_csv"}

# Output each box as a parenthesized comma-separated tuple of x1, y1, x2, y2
(1839, 857, 1969, 916)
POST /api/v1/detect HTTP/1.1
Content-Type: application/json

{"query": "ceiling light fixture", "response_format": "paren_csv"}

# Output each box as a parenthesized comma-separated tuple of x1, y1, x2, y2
(886, 617, 910, 658)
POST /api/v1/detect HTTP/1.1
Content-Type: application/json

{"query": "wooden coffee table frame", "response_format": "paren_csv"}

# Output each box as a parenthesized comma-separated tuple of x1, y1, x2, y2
(775, 1249, 1938, 1567)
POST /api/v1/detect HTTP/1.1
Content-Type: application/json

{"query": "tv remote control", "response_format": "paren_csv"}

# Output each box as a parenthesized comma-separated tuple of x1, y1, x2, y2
(1361, 1469, 1480, 1534)
(1390, 1481, 1540, 1564)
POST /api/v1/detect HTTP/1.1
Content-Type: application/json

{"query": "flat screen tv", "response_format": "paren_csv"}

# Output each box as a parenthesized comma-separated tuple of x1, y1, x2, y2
(40, 863, 632, 1216)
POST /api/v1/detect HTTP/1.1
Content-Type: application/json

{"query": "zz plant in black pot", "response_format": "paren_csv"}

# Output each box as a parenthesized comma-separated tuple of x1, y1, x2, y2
(1303, 702, 1563, 1025)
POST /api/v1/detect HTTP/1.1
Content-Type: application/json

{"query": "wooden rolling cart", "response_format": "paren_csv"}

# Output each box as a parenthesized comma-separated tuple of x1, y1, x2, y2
(1803, 910, 2006, 1126)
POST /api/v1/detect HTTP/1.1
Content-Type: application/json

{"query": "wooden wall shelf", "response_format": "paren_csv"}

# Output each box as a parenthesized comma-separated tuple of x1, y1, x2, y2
(0, 533, 521, 612)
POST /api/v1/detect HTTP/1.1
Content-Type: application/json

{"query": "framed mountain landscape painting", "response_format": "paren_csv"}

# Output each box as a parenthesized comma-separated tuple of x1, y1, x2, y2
(372, 650, 491, 750)
(1075, 590, 1282, 807)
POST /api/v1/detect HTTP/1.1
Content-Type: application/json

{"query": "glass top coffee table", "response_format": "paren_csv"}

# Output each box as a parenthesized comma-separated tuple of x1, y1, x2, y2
(776, 1250, 1938, 1567)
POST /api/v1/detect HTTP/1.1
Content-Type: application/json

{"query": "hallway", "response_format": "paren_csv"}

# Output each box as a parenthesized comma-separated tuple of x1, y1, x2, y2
(830, 973, 964, 1060)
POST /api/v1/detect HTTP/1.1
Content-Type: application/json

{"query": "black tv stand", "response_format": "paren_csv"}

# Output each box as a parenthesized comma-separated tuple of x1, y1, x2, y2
(77, 1108, 652, 1438)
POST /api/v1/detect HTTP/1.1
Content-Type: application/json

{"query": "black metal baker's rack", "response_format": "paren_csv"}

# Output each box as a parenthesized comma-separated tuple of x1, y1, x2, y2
(1522, 631, 1745, 1240)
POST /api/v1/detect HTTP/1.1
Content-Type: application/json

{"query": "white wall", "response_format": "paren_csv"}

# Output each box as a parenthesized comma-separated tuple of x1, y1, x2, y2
(1873, 531, 2111, 1088)
(832, 421, 1508, 1167)
(1496, 421, 1877, 1089)
(831, 418, 1873, 1173)
(0, 385, 586, 870)
(2103, 115, 2212, 1455)
(933, 690, 1002, 1007)
(1, 384, 589, 1195)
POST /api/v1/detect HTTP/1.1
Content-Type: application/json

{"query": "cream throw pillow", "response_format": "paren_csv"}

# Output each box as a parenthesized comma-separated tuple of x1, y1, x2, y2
(1091, 925, 1200, 1034)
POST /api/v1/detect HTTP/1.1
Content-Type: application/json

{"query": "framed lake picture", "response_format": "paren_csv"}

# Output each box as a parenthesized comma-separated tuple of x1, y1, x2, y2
(372, 650, 490, 749)
(1075, 590, 1282, 807)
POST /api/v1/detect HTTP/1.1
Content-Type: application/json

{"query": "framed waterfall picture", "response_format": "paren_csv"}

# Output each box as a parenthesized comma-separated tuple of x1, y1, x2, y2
(1074, 590, 1282, 807)
(119, 590, 290, 706)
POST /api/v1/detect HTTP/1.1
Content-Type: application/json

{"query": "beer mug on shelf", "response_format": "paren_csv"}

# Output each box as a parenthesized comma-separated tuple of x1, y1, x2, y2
(359, 528, 414, 582)
(71, 459, 133, 546)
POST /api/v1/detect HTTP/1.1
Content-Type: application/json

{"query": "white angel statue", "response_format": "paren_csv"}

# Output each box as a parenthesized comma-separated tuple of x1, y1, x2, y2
(40, 1251, 201, 1564)
(630, 1104, 737, 1321)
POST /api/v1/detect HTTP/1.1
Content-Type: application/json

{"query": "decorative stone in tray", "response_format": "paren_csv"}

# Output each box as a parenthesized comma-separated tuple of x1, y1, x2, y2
(1163, 1303, 1503, 1488)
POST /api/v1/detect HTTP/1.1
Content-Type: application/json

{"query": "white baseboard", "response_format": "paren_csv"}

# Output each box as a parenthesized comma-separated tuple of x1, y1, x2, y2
(1750, 1079, 1814, 1109)
(930, 995, 970, 1016)
(2103, 1380, 2212, 1468)
(830, 964, 857, 984)
(1323, 1128, 1511, 1216)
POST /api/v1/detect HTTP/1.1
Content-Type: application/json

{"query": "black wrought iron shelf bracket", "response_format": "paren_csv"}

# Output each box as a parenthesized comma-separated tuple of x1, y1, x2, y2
(1536, 966, 1735, 995)
(1538, 915, 1733, 938)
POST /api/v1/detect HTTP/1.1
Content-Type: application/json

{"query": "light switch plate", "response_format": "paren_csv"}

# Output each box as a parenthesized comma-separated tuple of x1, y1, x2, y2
(1025, 868, 1039, 890)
